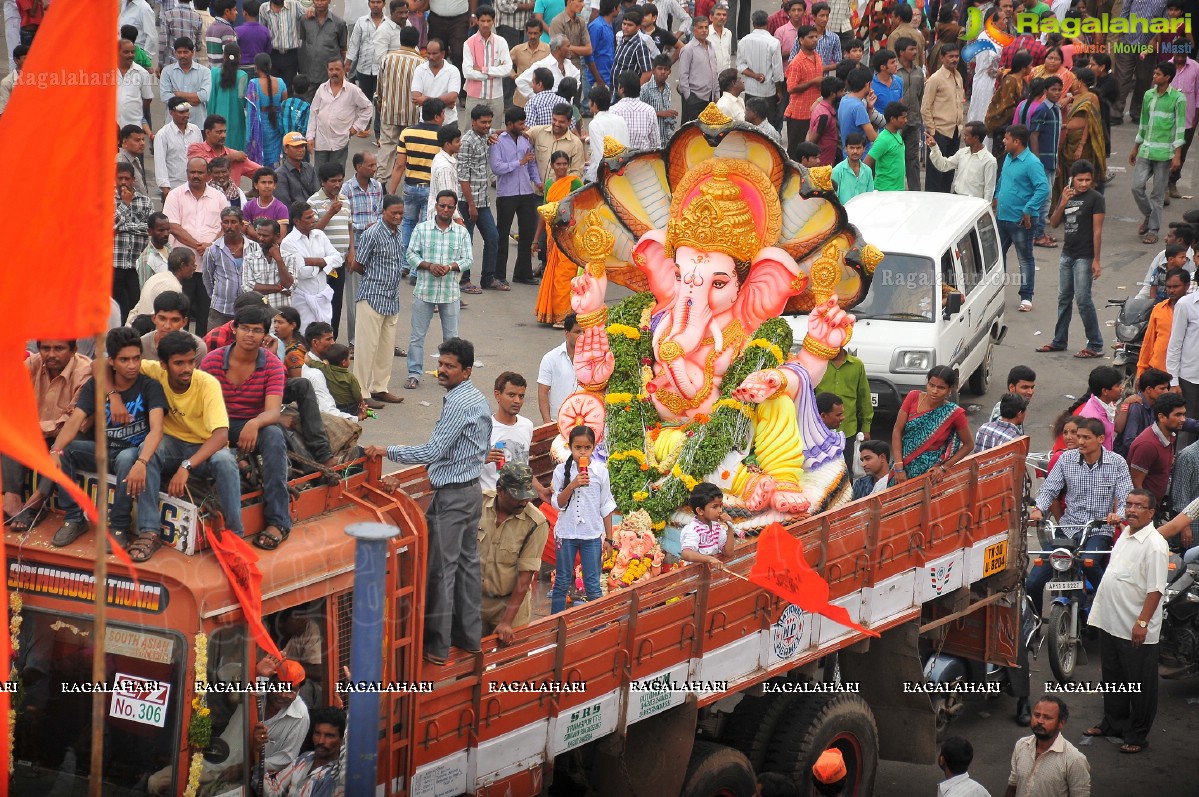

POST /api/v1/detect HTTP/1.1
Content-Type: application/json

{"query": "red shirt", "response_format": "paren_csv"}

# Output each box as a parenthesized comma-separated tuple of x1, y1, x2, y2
(767, 8, 789, 34)
(186, 142, 264, 187)
(200, 345, 286, 420)
(785, 49, 823, 120)
(1127, 424, 1175, 502)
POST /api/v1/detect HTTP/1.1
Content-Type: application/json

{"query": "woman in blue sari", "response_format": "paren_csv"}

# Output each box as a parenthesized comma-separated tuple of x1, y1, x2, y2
(890, 365, 974, 483)
(253, 52, 288, 167)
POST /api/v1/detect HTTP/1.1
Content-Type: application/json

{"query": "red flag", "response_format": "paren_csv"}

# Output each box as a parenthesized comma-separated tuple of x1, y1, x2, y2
(0, 0, 121, 767)
(749, 523, 879, 638)
(207, 525, 284, 661)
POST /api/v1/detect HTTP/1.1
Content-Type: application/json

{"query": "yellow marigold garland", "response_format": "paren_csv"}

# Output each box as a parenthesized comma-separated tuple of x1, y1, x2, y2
(747, 338, 785, 364)
(713, 398, 755, 420)
(9, 591, 21, 775)
(605, 393, 636, 406)
(185, 632, 212, 797)
(607, 323, 642, 339)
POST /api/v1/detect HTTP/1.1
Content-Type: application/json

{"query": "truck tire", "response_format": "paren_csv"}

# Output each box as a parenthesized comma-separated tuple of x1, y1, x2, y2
(761, 693, 879, 797)
(679, 742, 757, 797)
(720, 688, 796, 771)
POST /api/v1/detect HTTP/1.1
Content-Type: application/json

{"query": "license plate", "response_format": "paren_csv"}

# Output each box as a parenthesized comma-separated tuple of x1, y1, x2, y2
(870, 392, 879, 407)
(1049, 580, 1084, 591)
(982, 540, 1007, 577)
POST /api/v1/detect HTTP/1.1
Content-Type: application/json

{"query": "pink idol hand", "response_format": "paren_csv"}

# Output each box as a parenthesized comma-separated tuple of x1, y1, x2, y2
(570, 270, 607, 315)
(807, 297, 854, 351)
(732, 369, 785, 404)
(575, 326, 614, 387)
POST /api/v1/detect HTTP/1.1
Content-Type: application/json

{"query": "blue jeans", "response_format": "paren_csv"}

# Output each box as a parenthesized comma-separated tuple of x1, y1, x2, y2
(998, 219, 1036, 302)
(401, 182, 430, 271)
(551, 536, 603, 614)
(407, 297, 460, 379)
(1026, 533, 1113, 615)
(228, 419, 292, 531)
(1052, 255, 1104, 352)
(1033, 168, 1053, 238)
(57, 441, 150, 531)
(459, 201, 498, 283)
(146, 435, 245, 533)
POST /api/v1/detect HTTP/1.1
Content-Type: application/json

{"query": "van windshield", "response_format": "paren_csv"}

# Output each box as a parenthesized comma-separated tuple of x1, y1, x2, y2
(852, 254, 938, 322)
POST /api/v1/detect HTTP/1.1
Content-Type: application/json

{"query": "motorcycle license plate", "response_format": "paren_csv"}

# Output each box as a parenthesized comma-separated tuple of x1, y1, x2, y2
(982, 541, 1007, 577)
(870, 392, 879, 407)
(1049, 580, 1085, 591)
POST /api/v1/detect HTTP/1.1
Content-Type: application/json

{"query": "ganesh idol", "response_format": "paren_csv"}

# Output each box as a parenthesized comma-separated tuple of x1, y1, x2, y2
(542, 104, 881, 534)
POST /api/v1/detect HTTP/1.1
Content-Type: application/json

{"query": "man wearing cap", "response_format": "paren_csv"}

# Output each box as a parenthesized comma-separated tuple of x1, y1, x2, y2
(155, 97, 205, 200)
(250, 661, 310, 777)
(276, 132, 321, 207)
(812, 748, 847, 795)
(479, 463, 550, 645)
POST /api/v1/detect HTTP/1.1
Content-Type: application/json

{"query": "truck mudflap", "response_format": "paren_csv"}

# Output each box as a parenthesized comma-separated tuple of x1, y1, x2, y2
(839, 622, 938, 766)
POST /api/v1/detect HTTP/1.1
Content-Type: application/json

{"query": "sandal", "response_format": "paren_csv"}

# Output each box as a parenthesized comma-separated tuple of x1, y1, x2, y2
(394, 346, 407, 357)
(404, 376, 420, 389)
(1138, 220, 1149, 235)
(1033, 235, 1058, 248)
(253, 524, 289, 551)
(1120, 743, 1146, 754)
(7, 501, 47, 532)
(1035, 344, 1066, 352)
(1142, 233, 1158, 244)
(1084, 726, 1108, 737)
(483, 281, 511, 291)
(127, 532, 162, 562)
(1074, 349, 1103, 358)
(460, 282, 483, 295)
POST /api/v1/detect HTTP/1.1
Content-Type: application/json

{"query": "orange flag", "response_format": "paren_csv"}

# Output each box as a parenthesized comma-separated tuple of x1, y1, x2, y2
(207, 525, 284, 661)
(0, 0, 121, 770)
(749, 523, 879, 638)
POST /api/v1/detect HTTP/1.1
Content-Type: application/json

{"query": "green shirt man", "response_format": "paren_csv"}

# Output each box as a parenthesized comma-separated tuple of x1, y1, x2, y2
(815, 351, 874, 438)
(866, 105, 908, 191)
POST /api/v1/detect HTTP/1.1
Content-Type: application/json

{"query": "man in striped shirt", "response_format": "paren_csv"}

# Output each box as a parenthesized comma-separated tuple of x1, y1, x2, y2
(345, 151, 385, 346)
(352, 195, 408, 403)
(376, 25, 425, 180)
(405, 190, 473, 389)
(390, 98, 447, 277)
(1131, 62, 1187, 244)
(307, 162, 355, 338)
(159, 0, 204, 68)
(203, 207, 261, 330)
(200, 303, 293, 550)
(261, 0, 307, 83)
(366, 337, 491, 665)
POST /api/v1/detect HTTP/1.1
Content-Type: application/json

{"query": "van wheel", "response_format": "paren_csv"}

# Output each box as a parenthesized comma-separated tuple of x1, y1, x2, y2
(720, 687, 796, 770)
(968, 342, 994, 395)
(679, 742, 757, 797)
(761, 693, 879, 797)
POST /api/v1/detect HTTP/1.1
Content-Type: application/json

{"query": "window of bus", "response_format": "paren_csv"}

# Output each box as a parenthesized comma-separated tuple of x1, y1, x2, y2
(11, 611, 184, 795)
(265, 600, 328, 710)
(193, 624, 253, 795)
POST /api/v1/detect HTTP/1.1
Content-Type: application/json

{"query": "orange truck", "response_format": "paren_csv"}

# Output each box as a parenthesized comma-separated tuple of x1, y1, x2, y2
(7, 430, 1026, 797)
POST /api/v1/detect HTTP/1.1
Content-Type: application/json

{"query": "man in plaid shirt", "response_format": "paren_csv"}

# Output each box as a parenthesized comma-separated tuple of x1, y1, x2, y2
(612, 11, 654, 83)
(404, 190, 473, 390)
(115, 162, 154, 322)
(1027, 416, 1134, 614)
(973, 394, 1026, 452)
(610, 72, 661, 150)
(640, 54, 676, 144)
(345, 151, 385, 346)
(159, 0, 204, 67)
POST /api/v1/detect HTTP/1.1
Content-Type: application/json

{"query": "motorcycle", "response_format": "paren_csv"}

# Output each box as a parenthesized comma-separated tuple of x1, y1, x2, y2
(1028, 519, 1111, 684)
(1106, 291, 1154, 390)
(1160, 552, 1199, 679)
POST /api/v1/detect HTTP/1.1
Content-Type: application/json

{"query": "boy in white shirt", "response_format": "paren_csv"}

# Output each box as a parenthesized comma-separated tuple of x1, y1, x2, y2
(481, 371, 549, 503)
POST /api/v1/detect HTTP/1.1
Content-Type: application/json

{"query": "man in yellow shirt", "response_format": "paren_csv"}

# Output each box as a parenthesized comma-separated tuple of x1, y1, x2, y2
(1137, 264, 1191, 379)
(139, 330, 243, 558)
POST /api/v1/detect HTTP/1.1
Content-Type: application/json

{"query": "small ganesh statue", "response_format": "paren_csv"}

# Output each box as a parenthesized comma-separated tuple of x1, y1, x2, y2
(544, 104, 881, 534)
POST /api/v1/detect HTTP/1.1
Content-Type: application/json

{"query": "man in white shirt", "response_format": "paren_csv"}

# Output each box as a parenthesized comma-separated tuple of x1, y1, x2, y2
(346, 0, 388, 109)
(537, 314, 581, 423)
(923, 122, 997, 201)
(426, 126, 464, 222)
(936, 737, 990, 797)
(1167, 286, 1199, 421)
(584, 84, 629, 182)
(412, 37, 463, 126)
(715, 68, 746, 123)
(709, 3, 734, 72)
(119, 0, 157, 56)
(462, 6, 513, 130)
(129, 248, 197, 325)
(1084, 489, 1168, 754)
(610, 72, 661, 150)
(155, 98, 205, 200)
(515, 36, 582, 98)
(372, 0, 414, 55)
(281, 203, 344, 333)
(480, 371, 539, 494)
(117, 38, 154, 140)
(253, 664, 311, 774)
(736, 10, 784, 129)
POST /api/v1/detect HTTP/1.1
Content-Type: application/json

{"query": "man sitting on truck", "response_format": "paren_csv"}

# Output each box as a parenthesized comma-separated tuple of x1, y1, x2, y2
(988, 365, 1035, 431)
(141, 331, 245, 560)
(974, 394, 1027, 452)
(140, 290, 209, 362)
(852, 440, 891, 500)
(47, 327, 167, 549)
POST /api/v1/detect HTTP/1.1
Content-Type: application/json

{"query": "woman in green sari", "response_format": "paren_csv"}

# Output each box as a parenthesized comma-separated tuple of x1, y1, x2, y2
(1054, 66, 1106, 207)
(890, 366, 974, 483)
(209, 43, 250, 150)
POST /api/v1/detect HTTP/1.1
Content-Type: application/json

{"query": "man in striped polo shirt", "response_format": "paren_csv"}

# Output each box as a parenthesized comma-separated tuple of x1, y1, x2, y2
(307, 162, 355, 339)
(199, 303, 293, 550)
(376, 25, 426, 181)
(388, 98, 447, 278)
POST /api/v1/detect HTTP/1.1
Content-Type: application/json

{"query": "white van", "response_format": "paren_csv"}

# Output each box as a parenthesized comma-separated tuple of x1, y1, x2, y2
(787, 192, 1008, 418)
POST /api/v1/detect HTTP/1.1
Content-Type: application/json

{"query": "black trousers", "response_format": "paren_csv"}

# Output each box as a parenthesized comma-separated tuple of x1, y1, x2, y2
(180, 272, 211, 336)
(283, 377, 333, 463)
(112, 268, 140, 323)
(1170, 125, 1196, 186)
(1097, 629, 1159, 747)
(681, 93, 710, 125)
(427, 12, 471, 72)
(901, 124, 922, 191)
(327, 268, 345, 339)
(1179, 378, 1199, 449)
(786, 118, 811, 162)
(271, 48, 299, 86)
(494, 194, 539, 283)
(926, 130, 959, 193)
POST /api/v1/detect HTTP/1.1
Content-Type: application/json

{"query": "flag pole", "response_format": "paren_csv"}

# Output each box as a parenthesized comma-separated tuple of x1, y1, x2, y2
(89, 333, 109, 795)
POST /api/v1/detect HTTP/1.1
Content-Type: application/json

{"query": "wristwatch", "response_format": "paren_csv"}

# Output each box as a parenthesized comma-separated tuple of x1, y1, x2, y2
(1137, 620, 1148, 629)
(181, 459, 193, 471)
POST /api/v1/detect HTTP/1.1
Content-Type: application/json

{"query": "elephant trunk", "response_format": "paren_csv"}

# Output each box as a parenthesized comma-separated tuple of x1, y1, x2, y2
(656, 290, 711, 400)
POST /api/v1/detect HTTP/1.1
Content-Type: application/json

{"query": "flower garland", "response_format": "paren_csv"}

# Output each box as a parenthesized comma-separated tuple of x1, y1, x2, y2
(604, 291, 794, 525)
(8, 591, 20, 775)
(184, 632, 211, 797)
